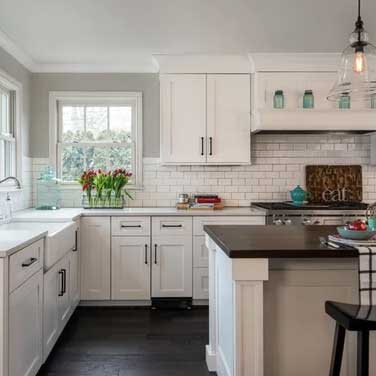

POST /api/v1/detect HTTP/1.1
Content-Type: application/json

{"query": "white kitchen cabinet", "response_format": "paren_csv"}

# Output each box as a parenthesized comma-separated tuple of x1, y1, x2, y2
(160, 74, 251, 165)
(43, 262, 60, 361)
(206, 74, 250, 164)
(112, 236, 151, 300)
(57, 255, 71, 329)
(193, 268, 209, 300)
(43, 251, 73, 361)
(193, 236, 208, 268)
(152, 236, 193, 298)
(160, 74, 207, 164)
(81, 217, 111, 300)
(9, 269, 43, 376)
(69, 248, 80, 310)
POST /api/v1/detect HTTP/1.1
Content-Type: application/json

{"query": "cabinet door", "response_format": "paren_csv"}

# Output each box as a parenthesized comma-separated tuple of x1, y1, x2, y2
(160, 74, 207, 164)
(9, 269, 43, 376)
(112, 237, 151, 300)
(69, 248, 80, 310)
(81, 217, 111, 300)
(43, 264, 60, 361)
(207, 74, 251, 164)
(152, 236, 193, 298)
(58, 256, 71, 330)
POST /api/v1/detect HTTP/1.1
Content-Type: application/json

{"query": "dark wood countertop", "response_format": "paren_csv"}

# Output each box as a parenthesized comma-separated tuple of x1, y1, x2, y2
(203, 225, 359, 259)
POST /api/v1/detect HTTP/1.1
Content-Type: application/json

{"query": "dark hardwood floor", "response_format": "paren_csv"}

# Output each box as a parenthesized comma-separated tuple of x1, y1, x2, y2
(38, 306, 215, 376)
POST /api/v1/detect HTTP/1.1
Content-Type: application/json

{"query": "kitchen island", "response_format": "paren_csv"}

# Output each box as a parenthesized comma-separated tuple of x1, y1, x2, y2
(204, 225, 364, 376)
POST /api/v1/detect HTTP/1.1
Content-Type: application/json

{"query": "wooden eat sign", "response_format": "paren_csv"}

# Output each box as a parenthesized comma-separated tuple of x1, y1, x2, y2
(306, 165, 362, 203)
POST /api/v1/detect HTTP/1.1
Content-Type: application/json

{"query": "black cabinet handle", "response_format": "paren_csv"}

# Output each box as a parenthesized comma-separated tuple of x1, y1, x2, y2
(209, 137, 213, 156)
(154, 244, 157, 264)
(73, 230, 78, 252)
(22, 257, 37, 268)
(62, 269, 67, 295)
(121, 224, 142, 228)
(145, 244, 148, 264)
(162, 224, 183, 228)
(58, 270, 64, 296)
(201, 137, 204, 156)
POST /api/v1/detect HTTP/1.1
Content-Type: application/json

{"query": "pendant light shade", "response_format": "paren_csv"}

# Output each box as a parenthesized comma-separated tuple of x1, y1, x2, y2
(327, 0, 376, 102)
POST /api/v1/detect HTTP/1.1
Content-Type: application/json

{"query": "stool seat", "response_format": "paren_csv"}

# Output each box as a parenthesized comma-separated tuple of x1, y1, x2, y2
(325, 301, 376, 331)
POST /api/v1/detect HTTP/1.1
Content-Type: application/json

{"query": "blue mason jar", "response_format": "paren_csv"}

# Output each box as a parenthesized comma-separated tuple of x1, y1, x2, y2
(303, 90, 314, 109)
(371, 94, 376, 109)
(339, 93, 350, 109)
(273, 90, 284, 109)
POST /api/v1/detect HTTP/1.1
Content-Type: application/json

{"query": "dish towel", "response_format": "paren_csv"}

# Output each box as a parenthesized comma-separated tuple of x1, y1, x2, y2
(357, 246, 376, 312)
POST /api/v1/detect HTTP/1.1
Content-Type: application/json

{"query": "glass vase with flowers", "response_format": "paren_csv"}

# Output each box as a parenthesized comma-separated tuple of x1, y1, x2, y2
(78, 168, 133, 208)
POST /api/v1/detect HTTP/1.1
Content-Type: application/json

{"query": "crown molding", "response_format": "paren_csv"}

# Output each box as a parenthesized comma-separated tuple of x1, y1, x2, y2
(0, 29, 36, 72)
(248, 53, 342, 72)
(35, 62, 159, 73)
(153, 54, 251, 74)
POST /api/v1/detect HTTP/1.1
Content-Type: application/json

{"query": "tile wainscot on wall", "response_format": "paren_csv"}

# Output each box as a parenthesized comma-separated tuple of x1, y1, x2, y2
(30, 134, 374, 208)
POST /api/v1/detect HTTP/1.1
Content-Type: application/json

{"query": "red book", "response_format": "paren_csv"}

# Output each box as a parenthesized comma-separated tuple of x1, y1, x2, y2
(196, 197, 221, 204)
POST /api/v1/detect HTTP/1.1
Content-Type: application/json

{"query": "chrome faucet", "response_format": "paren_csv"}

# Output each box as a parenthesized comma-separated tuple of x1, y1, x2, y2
(0, 176, 21, 189)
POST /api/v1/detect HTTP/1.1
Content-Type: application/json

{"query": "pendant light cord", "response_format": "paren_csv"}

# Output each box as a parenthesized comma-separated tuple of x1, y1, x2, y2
(358, 0, 361, 20)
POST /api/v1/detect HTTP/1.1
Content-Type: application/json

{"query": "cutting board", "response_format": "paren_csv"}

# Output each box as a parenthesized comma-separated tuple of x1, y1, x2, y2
(306, 165, 362, 203)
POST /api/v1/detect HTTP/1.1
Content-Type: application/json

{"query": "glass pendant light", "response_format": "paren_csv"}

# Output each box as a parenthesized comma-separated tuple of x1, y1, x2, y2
(327, 0, 376, 102)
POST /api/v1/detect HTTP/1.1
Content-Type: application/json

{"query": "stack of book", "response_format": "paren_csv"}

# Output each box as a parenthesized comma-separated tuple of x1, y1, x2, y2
(176, 194, 223, 210)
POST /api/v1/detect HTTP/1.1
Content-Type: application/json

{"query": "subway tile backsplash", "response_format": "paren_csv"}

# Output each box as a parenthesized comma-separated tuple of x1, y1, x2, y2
(27, 134, 376, 208)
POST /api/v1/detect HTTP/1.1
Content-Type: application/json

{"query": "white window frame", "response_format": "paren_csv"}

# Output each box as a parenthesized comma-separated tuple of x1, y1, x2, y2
(0, 68, 22, 191)
(49, 91, 143, 189)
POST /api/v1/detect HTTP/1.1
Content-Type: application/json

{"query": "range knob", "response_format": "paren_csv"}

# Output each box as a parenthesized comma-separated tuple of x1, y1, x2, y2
(302, 217, 312, 225)
(283, 218, 292, 225)
(273, 218, 283, 226)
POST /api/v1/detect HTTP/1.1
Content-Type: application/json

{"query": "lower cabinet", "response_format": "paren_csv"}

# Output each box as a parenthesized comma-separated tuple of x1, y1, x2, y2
(9, 269, 43, 376)
(43, 249, 78, 361)
(80, 217, 111, 300)
(111, 236, 151, 300)
(151, 236, 193, 298)
(193, 268, 209, 300)
(69, 247, 80, 309)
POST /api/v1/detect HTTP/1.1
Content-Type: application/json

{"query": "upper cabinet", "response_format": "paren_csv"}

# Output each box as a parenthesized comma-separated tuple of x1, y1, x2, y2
(207, 75, 250, 164)
(160, 74, 251, 165)
(160, 74, 207, 164)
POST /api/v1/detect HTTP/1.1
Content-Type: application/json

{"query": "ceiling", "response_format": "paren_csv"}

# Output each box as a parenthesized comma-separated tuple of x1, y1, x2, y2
(0, 0, 375, 72)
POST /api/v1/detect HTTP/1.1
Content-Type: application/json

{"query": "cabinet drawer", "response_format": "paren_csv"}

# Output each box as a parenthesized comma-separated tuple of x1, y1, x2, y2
(193, 268, 209, 300)
(152, 217, 192, 236)
(9, 239, 44, 292)
(193, 216, 265, 236)
(112, 217, 150, 236)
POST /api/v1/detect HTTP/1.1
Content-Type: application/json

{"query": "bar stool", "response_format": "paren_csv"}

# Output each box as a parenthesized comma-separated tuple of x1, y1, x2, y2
(325, 301, 376, 376)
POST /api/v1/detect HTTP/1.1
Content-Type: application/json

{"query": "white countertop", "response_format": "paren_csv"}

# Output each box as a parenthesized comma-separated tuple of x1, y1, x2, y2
(0, 221, 76, 257)
(13, 208, 82, 222)
(14, 206, 265, 221)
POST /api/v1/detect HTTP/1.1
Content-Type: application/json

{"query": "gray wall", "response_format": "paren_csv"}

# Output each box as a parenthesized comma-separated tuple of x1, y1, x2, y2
(30, 73, 160, 158)
(0, 46, 31, 156)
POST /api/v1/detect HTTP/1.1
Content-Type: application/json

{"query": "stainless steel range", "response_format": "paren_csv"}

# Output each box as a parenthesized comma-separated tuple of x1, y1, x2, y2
(251, 202, 368, 226)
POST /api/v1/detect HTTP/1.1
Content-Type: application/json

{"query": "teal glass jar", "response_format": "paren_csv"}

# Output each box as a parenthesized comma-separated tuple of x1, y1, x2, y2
(273, 90, 284, 109)
(303, 90, 314, 109)
(36, 167, 61, 210)
(371, 94, 376, 109)
(339, 93, 351, 109)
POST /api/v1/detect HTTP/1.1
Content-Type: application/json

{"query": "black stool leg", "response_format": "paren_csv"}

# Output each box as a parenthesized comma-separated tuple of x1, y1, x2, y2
(329, 323, 346, 376)
(357, 330, 369, 376)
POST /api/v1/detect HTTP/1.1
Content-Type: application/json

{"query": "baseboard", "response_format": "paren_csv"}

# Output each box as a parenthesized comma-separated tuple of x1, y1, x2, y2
(206, 344, 217, 372)
(79, 300, 208, 307)
(79, 300, 151, 306)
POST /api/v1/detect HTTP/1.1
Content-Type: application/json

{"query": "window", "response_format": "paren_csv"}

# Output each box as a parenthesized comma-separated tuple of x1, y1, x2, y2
(51, 92, 143, 187)
(0, 86, 16, 180)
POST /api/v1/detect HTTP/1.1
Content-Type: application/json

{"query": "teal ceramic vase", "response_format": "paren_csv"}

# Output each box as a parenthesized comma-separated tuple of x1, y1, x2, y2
(290, 185, 307, 205)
